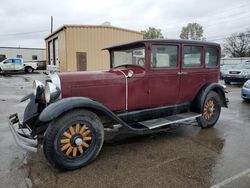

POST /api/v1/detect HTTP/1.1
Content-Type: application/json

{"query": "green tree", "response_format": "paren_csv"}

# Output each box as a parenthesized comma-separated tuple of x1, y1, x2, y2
(141, 27, 164, 39)
(180, 23, 204, 40)
(223, 31, 250, 57)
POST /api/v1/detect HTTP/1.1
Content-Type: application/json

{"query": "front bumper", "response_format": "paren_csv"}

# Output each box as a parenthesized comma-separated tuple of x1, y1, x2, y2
(8, 113, 38, 152)
(224, 75, 249, 83)
(241, 87, 250, 99)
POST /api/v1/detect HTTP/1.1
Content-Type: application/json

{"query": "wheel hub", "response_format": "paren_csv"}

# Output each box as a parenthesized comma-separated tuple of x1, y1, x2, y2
(203, 99, 216, 120)
(59, 123, 92, 157)
(75, 138, 83, 146)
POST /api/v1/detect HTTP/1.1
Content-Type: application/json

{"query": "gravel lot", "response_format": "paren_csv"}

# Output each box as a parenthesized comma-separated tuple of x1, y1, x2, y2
(0, 72, 250, 188)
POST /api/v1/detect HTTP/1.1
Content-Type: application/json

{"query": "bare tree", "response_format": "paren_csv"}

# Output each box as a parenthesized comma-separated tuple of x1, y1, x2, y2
(223, 31, 250, 57)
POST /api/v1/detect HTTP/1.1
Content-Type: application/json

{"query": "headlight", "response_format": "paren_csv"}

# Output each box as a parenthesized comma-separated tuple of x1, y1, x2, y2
(45, 82, 60, 103)
(33, 80, 44, 96)
(241, 71, 250, 76)
(243, 81, 250, 89)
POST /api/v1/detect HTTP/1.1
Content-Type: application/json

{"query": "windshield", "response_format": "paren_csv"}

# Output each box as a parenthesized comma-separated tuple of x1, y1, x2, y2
(111, 47, 145, 68)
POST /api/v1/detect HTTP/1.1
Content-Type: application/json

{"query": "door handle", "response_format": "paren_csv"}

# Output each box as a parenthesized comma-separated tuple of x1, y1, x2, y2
(177, 72, 188, 75)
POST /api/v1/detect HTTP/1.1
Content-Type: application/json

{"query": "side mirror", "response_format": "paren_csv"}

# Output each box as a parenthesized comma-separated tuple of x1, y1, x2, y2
(127, 70, 134, 78)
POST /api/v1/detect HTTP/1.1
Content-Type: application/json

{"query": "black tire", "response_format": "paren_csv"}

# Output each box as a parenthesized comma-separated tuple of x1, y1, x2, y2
(197, 91, 221, 128)
(43, 109, 104, 170)
(25, 67, 33, 73)
(243, 98, 250, 103)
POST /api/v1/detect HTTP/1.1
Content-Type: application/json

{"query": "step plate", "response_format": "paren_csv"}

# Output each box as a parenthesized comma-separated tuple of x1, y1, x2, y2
(139, 112, 201, 129)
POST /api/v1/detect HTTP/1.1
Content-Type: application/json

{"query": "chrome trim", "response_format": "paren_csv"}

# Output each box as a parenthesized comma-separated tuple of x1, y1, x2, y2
(8, 115, 37, 152)
(33, 80, 45, 96)
(48, 72, 61, 98)
(117, 70, 128, 111)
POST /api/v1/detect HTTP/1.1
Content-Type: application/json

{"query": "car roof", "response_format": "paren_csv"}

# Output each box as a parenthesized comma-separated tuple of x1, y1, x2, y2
(103, 39, 220, 50)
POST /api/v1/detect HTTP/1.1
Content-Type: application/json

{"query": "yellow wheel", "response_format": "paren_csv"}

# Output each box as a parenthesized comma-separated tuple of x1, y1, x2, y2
(43, 109, 104, 170)
(198, 91, 221, 128)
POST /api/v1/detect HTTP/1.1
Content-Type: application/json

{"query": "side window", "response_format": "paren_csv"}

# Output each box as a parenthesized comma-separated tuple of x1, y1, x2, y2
(183, 46, 202, 68)
(32, 55, 38, 60)
(151, 45, 178, 68)
(206, 47, 218, 67)
(15, 59, 22, 64)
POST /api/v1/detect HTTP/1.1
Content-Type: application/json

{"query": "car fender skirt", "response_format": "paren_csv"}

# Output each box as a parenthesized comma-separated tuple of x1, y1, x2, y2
(38, 97, 140, 132)
(193, 83, 228, 112)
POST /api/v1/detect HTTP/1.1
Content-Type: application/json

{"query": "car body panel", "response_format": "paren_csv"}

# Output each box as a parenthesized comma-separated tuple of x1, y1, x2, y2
(224, 62, 250, 83)
(58, 40, 221, 113)
(241, 79, 250, 100)
(0, 58, 38, 71)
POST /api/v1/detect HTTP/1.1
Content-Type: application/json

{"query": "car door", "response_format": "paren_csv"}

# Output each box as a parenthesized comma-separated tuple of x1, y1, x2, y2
(14, 59, 23, 70)
(148, 44, 181, 107)
(2, 59, 15, 70)
(179, 44, 206, 103)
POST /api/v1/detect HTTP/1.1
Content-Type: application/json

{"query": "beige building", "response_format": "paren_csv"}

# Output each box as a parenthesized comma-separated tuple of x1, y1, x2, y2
(45, 25, 143, 72)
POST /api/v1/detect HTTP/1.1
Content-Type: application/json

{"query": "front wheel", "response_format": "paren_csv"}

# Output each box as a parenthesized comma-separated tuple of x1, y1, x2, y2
(197, 91, 221, 128)
(43, 109, 104, 170)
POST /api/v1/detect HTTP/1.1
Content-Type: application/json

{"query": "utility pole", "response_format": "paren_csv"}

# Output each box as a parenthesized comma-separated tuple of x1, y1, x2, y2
(51, 16, 53, 33)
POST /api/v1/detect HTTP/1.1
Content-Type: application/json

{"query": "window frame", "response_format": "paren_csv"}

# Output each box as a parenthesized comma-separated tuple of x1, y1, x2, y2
(205, 46, 220, 68)
(182, 45, 204, 69)
(150, 43, 180, 70)
(32, 55, 38, 60)
(111, 46, 146, 68)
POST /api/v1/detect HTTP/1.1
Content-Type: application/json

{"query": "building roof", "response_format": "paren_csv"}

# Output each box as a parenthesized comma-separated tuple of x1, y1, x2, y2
(45, 24, 143, 40)
(0, 46, 45, 50)
(103, 39, 220, 50)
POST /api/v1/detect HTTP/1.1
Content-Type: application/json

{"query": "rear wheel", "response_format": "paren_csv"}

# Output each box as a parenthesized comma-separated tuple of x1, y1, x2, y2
(43, 109, 104, 170)
(25, 67, 33, 73)
(197, 91, 221, 128)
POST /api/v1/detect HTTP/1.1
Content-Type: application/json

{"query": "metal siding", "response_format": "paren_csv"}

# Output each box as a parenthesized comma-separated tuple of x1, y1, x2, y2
(0, 48, 46, 61)
(45, 30, 67, 71)
(65, 26, 143, 72)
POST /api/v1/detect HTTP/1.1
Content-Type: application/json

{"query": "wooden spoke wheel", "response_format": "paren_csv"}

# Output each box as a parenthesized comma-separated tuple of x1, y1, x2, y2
(60, 124, 92, 158)
(203, 99, 216, 120)
(43, 109, 104, 170)
(197, 91, 221, 128)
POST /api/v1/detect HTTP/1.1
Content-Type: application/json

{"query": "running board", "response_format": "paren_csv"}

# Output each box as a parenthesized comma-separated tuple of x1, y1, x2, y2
(139, 112, 201, 129)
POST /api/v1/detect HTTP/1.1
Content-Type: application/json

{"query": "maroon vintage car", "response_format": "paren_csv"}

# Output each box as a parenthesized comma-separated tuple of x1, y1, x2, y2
(9, 39, 228, 170)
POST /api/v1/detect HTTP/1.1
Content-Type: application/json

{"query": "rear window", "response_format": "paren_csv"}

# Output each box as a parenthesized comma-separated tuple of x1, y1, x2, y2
(183, 46, 202, 68)
(206, 47, 218, 67)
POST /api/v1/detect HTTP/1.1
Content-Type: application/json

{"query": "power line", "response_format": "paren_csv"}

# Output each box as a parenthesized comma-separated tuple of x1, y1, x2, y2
(161, 1, 250, 30)
(0, 30, 50, 37)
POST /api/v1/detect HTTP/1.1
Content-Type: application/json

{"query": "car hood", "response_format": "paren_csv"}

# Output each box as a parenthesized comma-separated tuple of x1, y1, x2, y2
(58, 67, 145, 98)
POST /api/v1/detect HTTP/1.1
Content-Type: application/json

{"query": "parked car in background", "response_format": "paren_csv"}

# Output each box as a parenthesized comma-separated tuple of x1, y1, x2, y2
(224, 62, 250, 84)
(9, 39, 228, 170)
(241, 79, 250, 102)
(220, 64, 237, 80)
(0, 58, 38, 73)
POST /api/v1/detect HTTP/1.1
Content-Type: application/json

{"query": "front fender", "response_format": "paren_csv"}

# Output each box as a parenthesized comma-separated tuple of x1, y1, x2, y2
(38, 97, 140, 131)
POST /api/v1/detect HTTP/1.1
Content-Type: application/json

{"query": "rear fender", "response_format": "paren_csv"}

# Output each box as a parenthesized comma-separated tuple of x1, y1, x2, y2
(192, 83, 228, 113)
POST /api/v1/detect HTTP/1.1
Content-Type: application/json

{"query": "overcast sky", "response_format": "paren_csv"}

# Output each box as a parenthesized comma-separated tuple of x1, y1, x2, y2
(0, 0, 249, 48)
